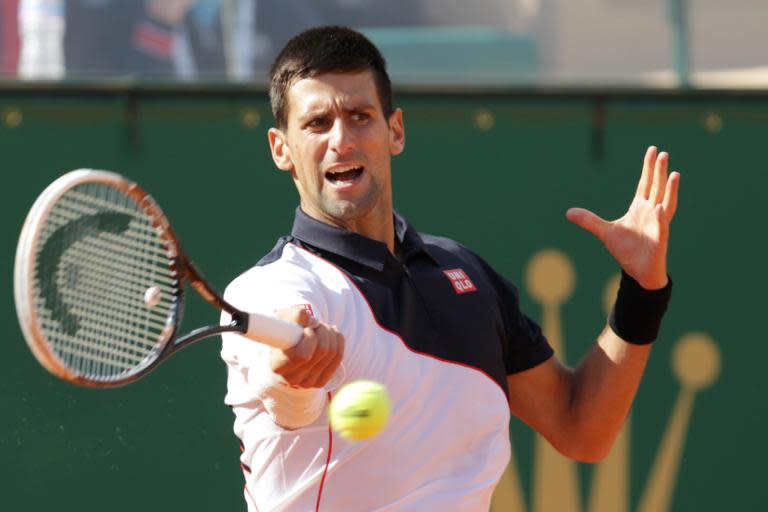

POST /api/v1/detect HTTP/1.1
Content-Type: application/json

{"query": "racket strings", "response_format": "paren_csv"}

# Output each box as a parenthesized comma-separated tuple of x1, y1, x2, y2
(32, 182, 179, 380)
(50, 230, 176, 288)
(49, 195, 173, 267)
(48, 213, 173, 271)
(52, 253, 174, 309)
(37, 331, 146, 370)
(53, 284, 169, 337)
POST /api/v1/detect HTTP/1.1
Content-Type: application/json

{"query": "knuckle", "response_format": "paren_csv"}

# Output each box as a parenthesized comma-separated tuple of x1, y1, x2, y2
(275, 306, 316, 327)
(302, 327, 317, 342)
(322, 342, 340, 360)
(294, 349, 314, 364)
(273, 365, 291, 378)
(293, 355, 311, 365)
(288, 341, 316, 364)
(316, 325, 334, 343)
(311, 346, 328, 361)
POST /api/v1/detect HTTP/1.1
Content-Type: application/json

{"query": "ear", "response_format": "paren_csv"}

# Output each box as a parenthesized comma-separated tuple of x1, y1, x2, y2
(268, 127, 294, 171)
(388, 108, 405, 156)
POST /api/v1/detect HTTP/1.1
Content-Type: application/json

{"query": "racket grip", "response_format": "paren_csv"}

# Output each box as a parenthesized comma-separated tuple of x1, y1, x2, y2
(244, 313, 304, 350)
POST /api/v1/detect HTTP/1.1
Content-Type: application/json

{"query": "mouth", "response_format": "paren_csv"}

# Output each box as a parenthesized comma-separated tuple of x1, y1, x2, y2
(325, 165, 364, 187)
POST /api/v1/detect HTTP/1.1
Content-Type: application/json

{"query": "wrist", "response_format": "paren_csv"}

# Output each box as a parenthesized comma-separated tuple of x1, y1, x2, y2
(609, 270, 673, 345)
(254, 352, 326, 429)
(637, 273, 669, 291)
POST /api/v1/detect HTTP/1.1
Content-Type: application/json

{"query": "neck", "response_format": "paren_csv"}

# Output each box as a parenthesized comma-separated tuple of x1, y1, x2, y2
(347, 210, 395, 253)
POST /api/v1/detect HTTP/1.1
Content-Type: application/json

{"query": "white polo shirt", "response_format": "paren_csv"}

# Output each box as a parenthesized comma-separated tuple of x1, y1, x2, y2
(221, 209, 552, 511)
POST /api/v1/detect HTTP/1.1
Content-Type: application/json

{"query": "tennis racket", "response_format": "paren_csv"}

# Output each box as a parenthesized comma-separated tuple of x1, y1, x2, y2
(14, 169, 303, 387)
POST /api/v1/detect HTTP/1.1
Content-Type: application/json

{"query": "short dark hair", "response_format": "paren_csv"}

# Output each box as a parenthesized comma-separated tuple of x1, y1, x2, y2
(269, 26, 393, 129)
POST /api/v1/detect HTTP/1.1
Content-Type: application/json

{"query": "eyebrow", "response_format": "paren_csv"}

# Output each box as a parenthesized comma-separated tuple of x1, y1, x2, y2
(298, 100, 377, 121)
(342, 101, 377, 112)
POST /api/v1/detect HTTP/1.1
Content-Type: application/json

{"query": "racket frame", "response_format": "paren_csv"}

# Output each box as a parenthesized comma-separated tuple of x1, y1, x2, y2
(15, 169, 301, 388)
(14, 170, 187, 386)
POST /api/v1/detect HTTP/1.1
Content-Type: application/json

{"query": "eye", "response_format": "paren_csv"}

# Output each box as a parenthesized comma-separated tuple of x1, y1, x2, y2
(351, 112, 370, 123)
(306, 116, 331, 130)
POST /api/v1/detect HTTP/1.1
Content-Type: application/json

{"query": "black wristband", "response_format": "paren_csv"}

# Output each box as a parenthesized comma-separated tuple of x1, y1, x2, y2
(608, 271, 672, 344)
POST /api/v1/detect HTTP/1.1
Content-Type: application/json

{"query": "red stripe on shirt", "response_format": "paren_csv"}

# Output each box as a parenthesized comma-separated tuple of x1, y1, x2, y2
(244, 483, 260, 512)
(315, 392, 334, 512)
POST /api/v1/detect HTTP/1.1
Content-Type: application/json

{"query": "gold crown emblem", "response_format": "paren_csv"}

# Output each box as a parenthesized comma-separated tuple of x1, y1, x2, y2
(491, 249, 721, 512)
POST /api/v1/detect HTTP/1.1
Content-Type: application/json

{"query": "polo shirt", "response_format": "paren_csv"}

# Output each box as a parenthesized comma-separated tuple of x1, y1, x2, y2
(220, 208, 553, 512)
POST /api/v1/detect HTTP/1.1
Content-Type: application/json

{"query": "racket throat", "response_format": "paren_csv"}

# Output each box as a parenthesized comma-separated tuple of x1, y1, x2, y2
(184, 258, 240, 316)
(171, 317, 246, 349)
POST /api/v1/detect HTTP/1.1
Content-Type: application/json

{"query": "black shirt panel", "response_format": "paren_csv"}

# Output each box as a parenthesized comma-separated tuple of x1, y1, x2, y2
(416, 234, 554, 377)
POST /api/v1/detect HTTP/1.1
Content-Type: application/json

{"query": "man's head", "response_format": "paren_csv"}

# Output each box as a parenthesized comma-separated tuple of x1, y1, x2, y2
(269, 26, 393, 129)
(266, 27, 405, 242)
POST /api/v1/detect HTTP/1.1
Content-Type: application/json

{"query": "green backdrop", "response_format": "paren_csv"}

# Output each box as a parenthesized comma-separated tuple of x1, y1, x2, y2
(1, 85, 765, 511)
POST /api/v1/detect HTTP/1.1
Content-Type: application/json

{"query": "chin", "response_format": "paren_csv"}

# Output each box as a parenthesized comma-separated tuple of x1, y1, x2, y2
(324, 201, 367, 221)
(322, 193, 380, 221)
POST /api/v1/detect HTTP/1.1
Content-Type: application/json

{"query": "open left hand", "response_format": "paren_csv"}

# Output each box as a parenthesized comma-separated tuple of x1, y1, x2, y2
(566, 146, 680, 290)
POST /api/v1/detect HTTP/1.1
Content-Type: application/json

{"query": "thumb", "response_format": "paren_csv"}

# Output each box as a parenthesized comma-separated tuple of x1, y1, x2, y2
(274, 305, 318, 328)
(566, 207, 608, 240)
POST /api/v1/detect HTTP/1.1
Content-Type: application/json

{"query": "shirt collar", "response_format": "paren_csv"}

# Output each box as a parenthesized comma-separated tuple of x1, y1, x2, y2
(290, 207, 435, 271)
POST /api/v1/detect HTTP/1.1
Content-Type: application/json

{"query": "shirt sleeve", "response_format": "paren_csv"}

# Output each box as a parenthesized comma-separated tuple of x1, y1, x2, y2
(219, 262, 329, 426)
(474, 255, 554, 375)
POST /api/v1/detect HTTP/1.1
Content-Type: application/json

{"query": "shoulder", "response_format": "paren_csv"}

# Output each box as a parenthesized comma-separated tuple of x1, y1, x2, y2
(419, 231, 523, 300)
(223, 237, 354, 319)
(420, 232, 496, 274)
(420, 232, 467, 253)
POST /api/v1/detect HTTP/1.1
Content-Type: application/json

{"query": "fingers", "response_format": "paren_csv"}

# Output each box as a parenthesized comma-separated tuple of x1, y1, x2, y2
(648, 151, 669, 204)
(293, 324, 344, 388)
(302, 327, 344, 388)
(273, 305, 317, 328)
(662, 171, 680, 222)
(280, 326, 320, 366)
(636, 146, 657, 199)
(271, 322, 344, 389)
(655, 204, 669, 243)
(566, 207, 608, 241)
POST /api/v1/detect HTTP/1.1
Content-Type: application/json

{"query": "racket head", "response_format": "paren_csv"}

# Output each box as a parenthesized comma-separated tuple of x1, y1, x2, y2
(14, 169, 184, 387)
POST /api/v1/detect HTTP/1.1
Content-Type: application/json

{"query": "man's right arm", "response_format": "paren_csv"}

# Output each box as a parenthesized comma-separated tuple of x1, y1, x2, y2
(223, 305, 344, 430)
(220, 269, 344, 430)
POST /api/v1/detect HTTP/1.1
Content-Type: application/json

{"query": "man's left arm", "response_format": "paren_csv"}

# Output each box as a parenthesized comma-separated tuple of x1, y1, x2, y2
(507, 146, 680, 462)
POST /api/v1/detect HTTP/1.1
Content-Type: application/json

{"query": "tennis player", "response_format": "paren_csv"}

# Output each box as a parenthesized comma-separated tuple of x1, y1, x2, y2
(220, 26, 679, 511)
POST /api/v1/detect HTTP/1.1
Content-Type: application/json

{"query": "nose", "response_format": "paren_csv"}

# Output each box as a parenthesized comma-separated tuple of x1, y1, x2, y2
(328, 118, 354, 155)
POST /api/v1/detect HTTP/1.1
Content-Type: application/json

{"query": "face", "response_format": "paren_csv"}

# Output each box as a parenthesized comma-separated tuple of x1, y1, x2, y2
(269, 71, 405, 232)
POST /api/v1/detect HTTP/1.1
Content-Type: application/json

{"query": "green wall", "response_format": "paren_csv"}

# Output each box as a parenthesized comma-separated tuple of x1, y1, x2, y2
(1, 85, 765, 511)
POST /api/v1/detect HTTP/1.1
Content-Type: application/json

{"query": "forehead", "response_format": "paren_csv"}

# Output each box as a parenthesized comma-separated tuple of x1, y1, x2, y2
(285, 70, 382, 118)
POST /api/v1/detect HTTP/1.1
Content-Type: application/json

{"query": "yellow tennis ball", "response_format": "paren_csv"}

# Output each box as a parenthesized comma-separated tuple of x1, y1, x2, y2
(329, 380, 390, 441)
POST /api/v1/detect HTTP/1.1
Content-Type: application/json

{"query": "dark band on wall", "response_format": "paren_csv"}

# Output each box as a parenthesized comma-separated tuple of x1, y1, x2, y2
(609, 271, 672, 344)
